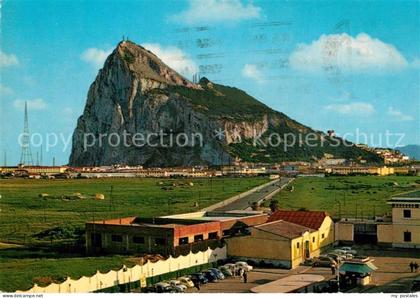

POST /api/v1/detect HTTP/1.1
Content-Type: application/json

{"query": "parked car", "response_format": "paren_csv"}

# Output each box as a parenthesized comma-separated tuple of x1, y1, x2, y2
(202, 270, 218, 282)
(313, 256, 337, 267)
(337, 246, 357, 255)
(142, 286, 156, 293)
(235, 261, 253, 272)
(224, 263, 237, 271)
(190, 273, 209, 284)
(333, 249, 355, 259)
(168, 280, 187, 292)
(219, 266, 233, 276)
(209, 268, 225, 279)
(412, 276, 420, 292)
(155, 282, 173, 293)
(327, 253, 345, 263)
(177, 276, 195, 288)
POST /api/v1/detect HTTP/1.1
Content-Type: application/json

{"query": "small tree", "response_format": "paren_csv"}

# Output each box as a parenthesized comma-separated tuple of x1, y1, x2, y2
(251, 201, 260, 211)
(269, 199, 279, 212)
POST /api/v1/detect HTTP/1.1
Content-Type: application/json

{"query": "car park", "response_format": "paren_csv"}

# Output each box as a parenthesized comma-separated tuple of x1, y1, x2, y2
(219, 266, 233, 276)
(235, 261, 253, 272)
(337, 246, 357, 255)
(177, 276, 195, 288)
(155, 282, 173, 293)
(313, 256, 337, 267)
(190, 273, 209, 284)
(169, 280, 187, 292)
(202, 270, 218, 282)
(327, 253, 345, 263)
(209, 268, 225, 279)
(333, 249, 354, 260)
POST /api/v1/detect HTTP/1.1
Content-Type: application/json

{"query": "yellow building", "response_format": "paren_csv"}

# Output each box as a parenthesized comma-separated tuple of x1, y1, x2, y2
(377, 197, 420, 248)
(325, 166, 395, 176)
(268, 210, 335, 251)
(225, 210, 335, 269)
(226, 220, 319, 269)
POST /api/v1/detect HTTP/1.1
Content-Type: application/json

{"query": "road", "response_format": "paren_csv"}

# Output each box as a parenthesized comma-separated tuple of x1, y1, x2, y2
(214, 177, 292, 211)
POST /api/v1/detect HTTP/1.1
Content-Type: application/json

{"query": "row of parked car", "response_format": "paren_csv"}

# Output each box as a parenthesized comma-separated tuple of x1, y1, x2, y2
(146, 261, 253, 293)
(312, 246, 358, 267)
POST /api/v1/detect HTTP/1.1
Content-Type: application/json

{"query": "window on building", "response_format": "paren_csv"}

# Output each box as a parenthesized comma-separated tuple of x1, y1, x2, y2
(111, 235, 123, 242)
(179, 237, 189, 245)
(404, 231, 412, 242)
(133, 236, 145, 244)
(403, 210, 411, 218)
(194, 234, 204, 242)
(208, 232, 218, 239)
(312, 237, 315, 243)
(296, 242, 300, 249)
(321, 233, 325, 239)
(155, 238, 166, 245)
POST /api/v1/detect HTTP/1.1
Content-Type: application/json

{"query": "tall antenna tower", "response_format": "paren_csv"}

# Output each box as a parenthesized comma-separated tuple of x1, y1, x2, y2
(19, 101, 34, 165)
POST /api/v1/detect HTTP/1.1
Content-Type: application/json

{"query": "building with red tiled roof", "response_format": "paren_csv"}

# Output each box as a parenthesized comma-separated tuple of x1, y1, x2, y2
(268, 209, 335, 250)
(225, 210, 335, 269)
(268, 210, 329, 230)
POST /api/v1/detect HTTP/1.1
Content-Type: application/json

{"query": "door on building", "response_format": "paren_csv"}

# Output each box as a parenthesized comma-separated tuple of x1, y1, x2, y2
(304, 240, 310, 259)
(91, 233, 102, 249)
(354, 224, 377, 244)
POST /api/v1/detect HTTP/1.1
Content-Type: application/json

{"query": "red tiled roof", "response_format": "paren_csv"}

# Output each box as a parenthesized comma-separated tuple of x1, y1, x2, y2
(254, 220, 315, 239)
(268, 210, 328, 230)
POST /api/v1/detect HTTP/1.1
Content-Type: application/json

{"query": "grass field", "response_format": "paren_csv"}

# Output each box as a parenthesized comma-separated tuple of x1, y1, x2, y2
(271, 175, 420, 217)
(0, 177, 268, 244)
(0, 176, 268, 292)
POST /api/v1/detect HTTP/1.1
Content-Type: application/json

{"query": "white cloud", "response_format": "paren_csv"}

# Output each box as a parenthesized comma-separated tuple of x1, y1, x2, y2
(324, 102, 375, 116)
(143, 43, 198, 78)
(242, 64, 264, 83)
(289, 33, 408, 73)
(81, 48, 112, 68)
(172, 0, 261, 24)
(387, 106, 414, 121)
(13, 98, 47, 111)
(0, 84, 13, 96)
(0, 50, 19, 68)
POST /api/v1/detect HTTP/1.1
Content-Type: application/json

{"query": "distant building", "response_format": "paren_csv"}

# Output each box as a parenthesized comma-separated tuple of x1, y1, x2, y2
(85, 211, 267, 255)
(335, 193, 420, 248)
(377, 196, 420, 248)
(325, 166, 397, 176)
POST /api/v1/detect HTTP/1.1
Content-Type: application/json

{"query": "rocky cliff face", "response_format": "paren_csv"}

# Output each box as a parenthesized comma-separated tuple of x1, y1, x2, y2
(69, 40, 380, 166)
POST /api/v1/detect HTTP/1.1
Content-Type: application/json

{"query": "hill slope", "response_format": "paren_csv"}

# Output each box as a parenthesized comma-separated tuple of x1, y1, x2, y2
(69, 40, 380, 166)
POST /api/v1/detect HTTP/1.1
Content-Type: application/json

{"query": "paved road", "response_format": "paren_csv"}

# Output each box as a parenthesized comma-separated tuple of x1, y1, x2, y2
(214, 177, 292, 211)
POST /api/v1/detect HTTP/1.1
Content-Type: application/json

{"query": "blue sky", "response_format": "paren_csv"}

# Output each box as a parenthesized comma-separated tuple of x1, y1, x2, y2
(1, 0, 419, 165)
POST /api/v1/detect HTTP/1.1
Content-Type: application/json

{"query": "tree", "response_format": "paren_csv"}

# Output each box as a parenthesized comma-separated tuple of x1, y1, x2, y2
(269, 199, 279, 212)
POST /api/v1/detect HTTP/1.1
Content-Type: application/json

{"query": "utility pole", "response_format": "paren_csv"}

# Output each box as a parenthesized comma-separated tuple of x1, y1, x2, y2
(3, 151, 6, 166)
(52, 157, 56, 167)
(40, 145, 43, 165)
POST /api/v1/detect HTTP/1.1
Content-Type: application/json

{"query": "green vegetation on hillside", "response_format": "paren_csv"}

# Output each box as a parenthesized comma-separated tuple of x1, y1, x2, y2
(267, 176, 419, 217)
(166, 80, 382, 163)
(0, 177, 267, 245)
(168, 82, 273, 121)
